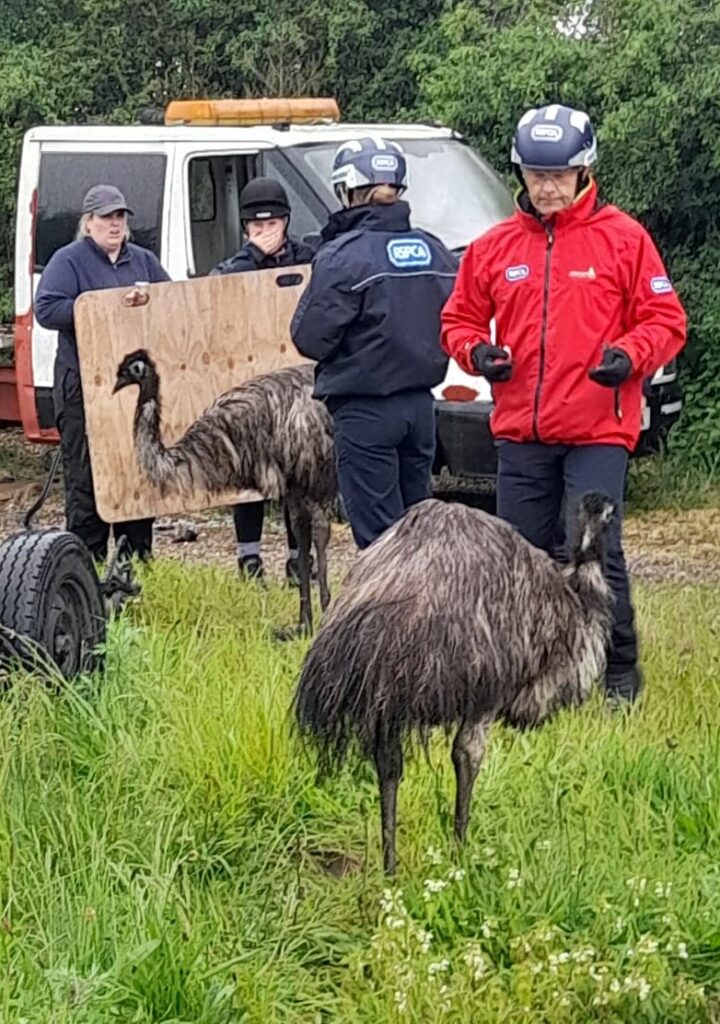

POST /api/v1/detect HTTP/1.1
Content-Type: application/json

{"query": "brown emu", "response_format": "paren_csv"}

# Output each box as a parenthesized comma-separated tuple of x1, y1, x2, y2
(293, 493, 615, 874)
(112, 350, 336, 634)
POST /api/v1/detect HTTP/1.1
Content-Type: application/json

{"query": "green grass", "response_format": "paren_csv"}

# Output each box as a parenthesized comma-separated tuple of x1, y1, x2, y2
(1, 563, 720, 1022)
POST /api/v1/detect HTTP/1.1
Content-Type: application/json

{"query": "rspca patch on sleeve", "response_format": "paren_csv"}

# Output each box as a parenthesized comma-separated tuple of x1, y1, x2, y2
(387, 238, 432, 269)
(650, 275, 673, 294)
(505, 264, 530, 282)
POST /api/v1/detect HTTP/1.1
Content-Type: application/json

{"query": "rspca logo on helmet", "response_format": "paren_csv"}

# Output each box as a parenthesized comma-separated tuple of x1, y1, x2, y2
(372, 154, 398, 172)
(387, 238, 432, 269)
(505, 264, 530, 282)
(530, 124, 564, 142)
(650, 275, 673, 294)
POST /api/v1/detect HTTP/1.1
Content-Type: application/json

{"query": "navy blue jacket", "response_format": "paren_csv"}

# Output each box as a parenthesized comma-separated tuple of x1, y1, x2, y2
(209, 236, 316, 276)
(290, 202, 457, 399)
(35, 237, 170, 375)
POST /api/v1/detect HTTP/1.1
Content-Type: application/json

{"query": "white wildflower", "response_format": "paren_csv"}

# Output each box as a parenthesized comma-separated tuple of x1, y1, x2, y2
(427, 959, 450, 977)
(463, 943, 486, 982)
(637, 977, 651, 1001)
(394, 990, 408, 1013)
(677, 942, 689, 960)
(637, 935, 659, 956)
(531, 961, 544, 975)
(537, 839, 552, 851)
(507, 867, 523, 889)
(610, 979, 621, 994)
(654, 881, 673, 898)
(447, 868, 466, 882)
(481, 918, 495, 939)
(426, 845, 443, 866)
(423, 878, 448, 900)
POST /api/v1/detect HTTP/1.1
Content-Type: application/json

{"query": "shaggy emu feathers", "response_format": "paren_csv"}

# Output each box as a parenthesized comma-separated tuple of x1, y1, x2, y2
(294, 495, 614, 872)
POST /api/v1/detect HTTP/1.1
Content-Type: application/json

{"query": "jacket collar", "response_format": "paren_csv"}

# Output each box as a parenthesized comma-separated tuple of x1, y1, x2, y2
(321, 200, 412, 243)
(515, 177, 602, 233)
(84, 236, 131, 265)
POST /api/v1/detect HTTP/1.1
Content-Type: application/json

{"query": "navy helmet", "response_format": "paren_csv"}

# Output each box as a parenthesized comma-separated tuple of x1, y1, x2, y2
(331, 136, 408, 205)
(239, 177, 291, 221)
(511, 104, 597, 171)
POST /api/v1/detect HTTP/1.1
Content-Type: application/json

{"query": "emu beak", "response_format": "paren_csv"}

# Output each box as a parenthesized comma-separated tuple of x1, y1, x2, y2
(111, 379, 124, 395)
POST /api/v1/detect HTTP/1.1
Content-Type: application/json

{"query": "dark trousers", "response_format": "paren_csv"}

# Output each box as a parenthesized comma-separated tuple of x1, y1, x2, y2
(331, 390, 436, 550)
(496, 441, 637, 679)
(233, 501, 297, 550)
(54, 367, 153, 562)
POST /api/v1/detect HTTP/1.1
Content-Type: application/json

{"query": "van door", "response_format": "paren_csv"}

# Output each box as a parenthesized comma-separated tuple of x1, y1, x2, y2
(178, 150, 260, 279)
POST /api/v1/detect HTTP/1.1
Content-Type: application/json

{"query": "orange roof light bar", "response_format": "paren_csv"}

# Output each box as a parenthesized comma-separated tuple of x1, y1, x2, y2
(164, 97, 340, 126)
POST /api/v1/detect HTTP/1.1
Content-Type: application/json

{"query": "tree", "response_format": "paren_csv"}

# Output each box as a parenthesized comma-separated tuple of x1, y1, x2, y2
(413, 0, 720, 462)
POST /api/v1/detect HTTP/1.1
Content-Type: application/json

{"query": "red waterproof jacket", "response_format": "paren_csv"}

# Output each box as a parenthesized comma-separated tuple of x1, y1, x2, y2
(441, 180, 687, 450)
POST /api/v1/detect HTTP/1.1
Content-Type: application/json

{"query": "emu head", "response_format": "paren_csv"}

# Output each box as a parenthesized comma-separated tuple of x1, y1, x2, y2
(573, 492, 615, 564)
(112, 349, 158, 402)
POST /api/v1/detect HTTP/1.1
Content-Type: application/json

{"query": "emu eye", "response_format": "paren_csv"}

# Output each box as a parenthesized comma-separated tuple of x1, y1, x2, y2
(129, 359, 146, 377)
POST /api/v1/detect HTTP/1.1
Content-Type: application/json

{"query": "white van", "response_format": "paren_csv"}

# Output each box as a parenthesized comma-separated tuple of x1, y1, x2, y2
(9, 97, 682, 479)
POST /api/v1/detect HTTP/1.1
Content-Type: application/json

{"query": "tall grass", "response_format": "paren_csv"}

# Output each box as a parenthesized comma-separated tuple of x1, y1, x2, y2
(1, 562, 719, 1022)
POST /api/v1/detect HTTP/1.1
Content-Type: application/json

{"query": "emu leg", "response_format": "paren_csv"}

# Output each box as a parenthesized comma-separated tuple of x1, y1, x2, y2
(294, 509, 314, 635)
(452, 716, 492, 844)
(374, 734, 404, 875)
(312, 508, 332, 612)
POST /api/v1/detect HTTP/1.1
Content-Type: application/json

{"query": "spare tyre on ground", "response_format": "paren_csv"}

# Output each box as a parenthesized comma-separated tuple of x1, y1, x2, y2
(0, 529, 106, 679)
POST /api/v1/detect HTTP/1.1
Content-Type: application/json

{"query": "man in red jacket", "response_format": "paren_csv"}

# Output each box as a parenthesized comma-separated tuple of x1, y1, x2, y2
(441, 104, 687, 705)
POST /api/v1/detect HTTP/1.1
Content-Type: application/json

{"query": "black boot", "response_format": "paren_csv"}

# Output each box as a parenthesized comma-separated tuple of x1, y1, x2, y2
(605, 666, 644, 708)
(238, 554, 264, 580)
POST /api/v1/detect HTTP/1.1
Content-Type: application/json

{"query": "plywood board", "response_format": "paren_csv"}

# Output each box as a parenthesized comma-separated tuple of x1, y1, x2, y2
(74, 266, 311, 522)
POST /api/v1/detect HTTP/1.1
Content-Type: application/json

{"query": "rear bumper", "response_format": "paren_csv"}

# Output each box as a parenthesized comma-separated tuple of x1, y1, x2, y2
(434, 380, 684, 479)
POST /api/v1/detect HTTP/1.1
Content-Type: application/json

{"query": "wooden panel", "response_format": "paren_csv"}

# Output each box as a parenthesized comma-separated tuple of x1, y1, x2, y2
(74, 266, 311, 522)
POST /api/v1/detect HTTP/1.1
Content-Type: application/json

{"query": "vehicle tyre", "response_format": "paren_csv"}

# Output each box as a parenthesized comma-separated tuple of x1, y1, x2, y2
(0, 529, 106, 680)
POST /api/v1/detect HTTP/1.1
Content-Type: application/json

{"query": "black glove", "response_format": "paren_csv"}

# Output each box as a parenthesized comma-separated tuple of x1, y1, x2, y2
(588, 347, 633, 387)
(471, 343, 513, 382)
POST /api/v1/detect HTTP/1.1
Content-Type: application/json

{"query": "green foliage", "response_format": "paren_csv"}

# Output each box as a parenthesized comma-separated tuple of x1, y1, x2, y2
(1, 0, 719, 461)
(415, 0, 720, 463)
(0, 1, 447, 321)
(1, 562, 719, 1020)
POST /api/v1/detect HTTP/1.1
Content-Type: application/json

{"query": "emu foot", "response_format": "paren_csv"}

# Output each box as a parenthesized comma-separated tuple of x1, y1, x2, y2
(272, 623, 311, 643)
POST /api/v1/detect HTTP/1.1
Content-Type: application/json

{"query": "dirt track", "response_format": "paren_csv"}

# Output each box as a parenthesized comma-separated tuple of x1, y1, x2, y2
(1, 427, 719, 585)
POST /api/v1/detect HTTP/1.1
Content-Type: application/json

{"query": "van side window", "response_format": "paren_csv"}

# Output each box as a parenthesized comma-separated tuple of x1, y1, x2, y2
(261, 151, 327, 243)
(189, 160, 216, 222)
(35, 153, 166, 270)
(187, 153, 258, 276)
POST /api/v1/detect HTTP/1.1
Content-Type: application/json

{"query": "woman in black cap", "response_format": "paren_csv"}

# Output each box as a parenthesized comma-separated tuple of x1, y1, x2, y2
(210, 177, 317, 584)
(35, 184, 171, 563)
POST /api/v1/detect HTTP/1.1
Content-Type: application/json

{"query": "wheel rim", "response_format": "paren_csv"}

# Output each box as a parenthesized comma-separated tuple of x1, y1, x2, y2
(45, 577, 97, 676)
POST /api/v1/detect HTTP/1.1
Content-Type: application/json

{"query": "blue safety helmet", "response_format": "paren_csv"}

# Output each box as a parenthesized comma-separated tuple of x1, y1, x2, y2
(331, 136, 408, 206)
(511, 104, 597, 172)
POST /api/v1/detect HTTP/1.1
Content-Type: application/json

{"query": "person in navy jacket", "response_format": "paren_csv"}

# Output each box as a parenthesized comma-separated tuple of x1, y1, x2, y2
(209, 177, 316, 584)
(291, 136, 457, 549)
(35, 184, 170, 562)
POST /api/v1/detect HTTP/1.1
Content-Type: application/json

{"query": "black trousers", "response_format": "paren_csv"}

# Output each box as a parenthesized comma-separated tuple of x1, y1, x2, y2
(233, 501, 297, 549)
(331, 390, 436, 550)
(496, 441, 637, 679)
(54, 367, 153, 562)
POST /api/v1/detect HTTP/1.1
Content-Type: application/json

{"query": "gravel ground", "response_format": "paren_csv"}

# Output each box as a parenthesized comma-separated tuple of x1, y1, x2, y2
(1, 427, 719, 585)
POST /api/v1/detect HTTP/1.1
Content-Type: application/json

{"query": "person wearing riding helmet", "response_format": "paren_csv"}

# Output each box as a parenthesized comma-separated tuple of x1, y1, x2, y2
(290, 136, 457, 549)
(441, 104, 687, 706)
(210, 177, 316, 584)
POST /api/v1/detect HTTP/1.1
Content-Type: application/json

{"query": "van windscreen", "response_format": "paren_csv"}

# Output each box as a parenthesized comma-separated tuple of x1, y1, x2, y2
(35, 153, 167, 270)
(285, 138, 513, 252)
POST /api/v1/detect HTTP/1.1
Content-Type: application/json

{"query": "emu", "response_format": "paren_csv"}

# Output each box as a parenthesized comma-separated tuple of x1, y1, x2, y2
(293, 493, 615, 874)
(112, 350, 336, 635)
